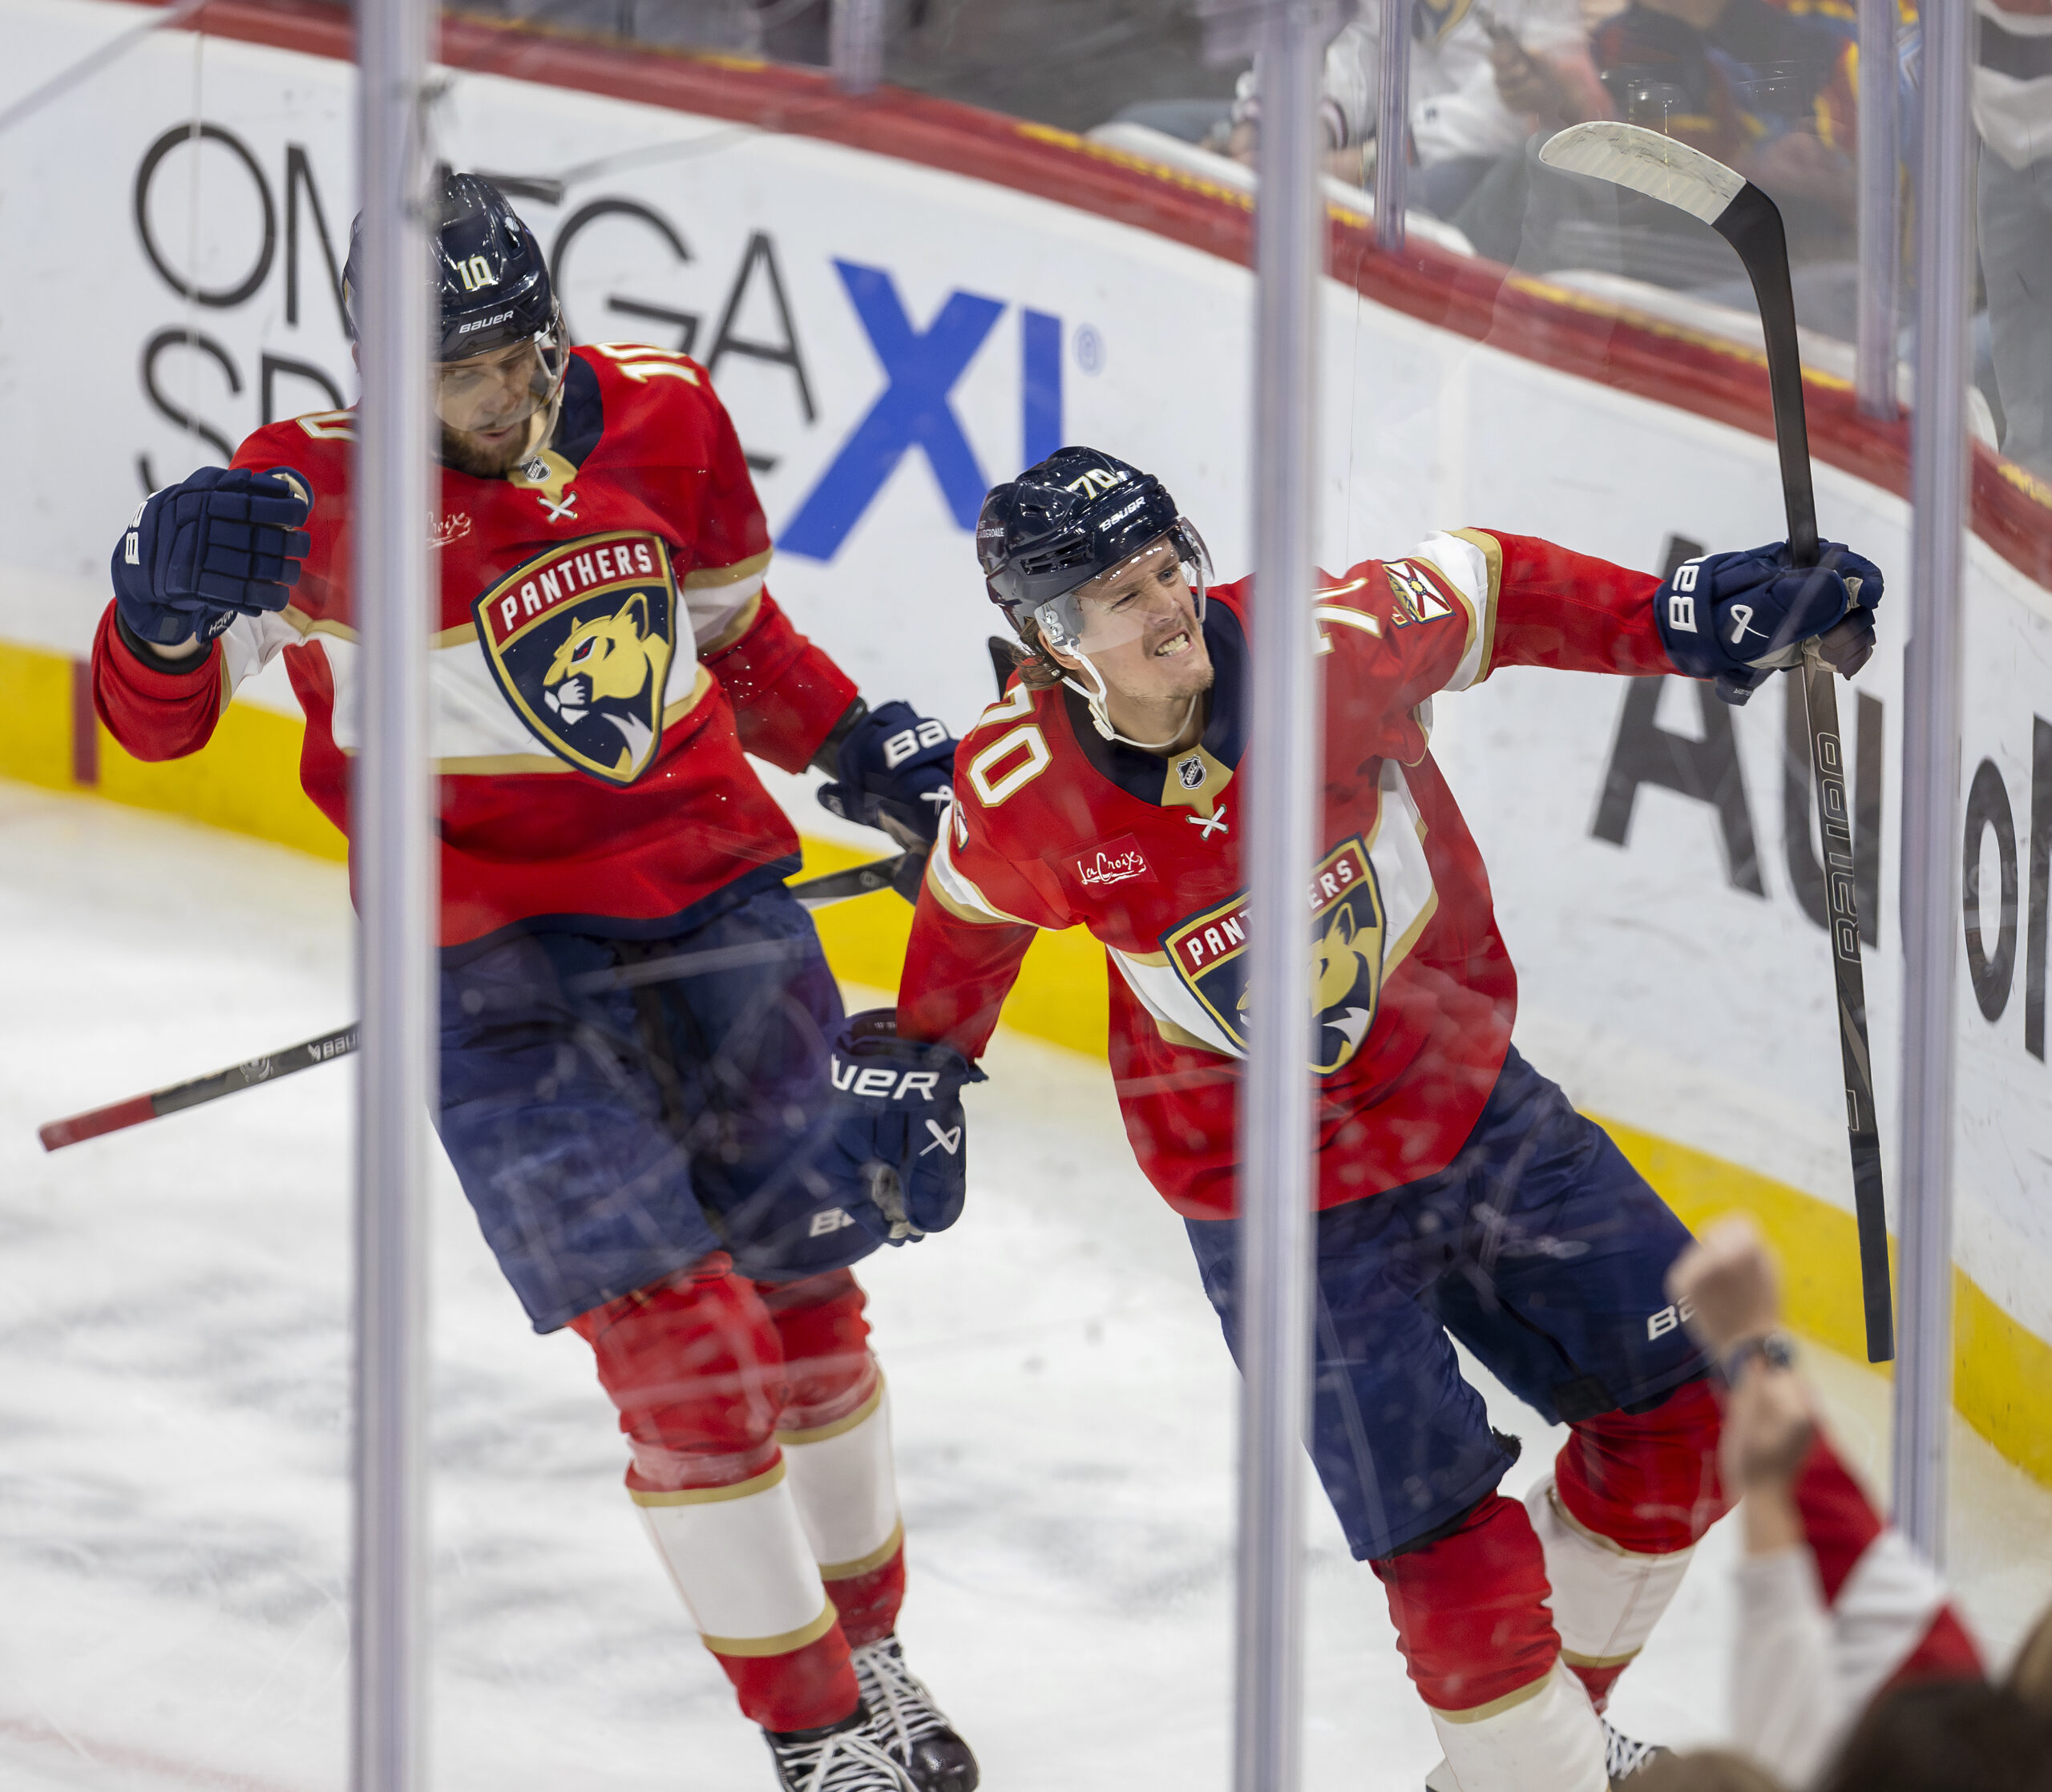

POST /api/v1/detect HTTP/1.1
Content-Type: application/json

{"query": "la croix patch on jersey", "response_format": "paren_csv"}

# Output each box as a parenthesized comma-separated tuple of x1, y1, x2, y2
(473, 531, 681, 785)
(1164, 837, 1388, 1072)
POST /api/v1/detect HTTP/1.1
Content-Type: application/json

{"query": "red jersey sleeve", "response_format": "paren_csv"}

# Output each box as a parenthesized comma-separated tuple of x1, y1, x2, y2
(897, 723, 1071, 1058)
(1315, 527, 1681, 765)
(91, 603, 227, 761)
(687, 387, 858, 771)
(1480, 530, 1678, 677)
(701, 591, 859, 773)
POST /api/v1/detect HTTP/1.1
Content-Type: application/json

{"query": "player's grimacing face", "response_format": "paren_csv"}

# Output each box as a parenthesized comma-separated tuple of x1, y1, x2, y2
(1069, 539, 1214, 708)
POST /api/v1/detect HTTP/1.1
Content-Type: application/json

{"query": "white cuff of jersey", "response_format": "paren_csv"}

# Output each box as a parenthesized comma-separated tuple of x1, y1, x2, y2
(1414, 529, 1500, 692)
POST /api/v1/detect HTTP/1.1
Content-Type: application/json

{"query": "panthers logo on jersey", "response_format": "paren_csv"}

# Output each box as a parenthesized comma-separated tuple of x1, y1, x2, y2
(474, 531, 680, 785)
(1164, 837, 1387, 1073)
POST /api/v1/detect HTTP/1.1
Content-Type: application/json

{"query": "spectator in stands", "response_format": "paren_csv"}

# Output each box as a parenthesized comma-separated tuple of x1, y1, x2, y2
(1589, 0, 1860, 237)
(1667, 1217, 1985, 1788)
(1226, 0, 1606, 223)
(2014, 1603, 2052, 1717)
(1816, 1680, 2052, 1792)
(1636, 1752, 1785, 1791)
(1976, 0, 2052, 478)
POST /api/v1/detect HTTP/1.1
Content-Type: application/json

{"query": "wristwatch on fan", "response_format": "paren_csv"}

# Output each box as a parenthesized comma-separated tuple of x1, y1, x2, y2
(1720, 1329, 1798, 1385)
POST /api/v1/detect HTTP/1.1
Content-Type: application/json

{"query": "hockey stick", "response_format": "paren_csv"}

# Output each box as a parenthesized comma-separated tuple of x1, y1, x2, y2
(1538, 122, 1893, 1362)
(37, 850, 918, 1153)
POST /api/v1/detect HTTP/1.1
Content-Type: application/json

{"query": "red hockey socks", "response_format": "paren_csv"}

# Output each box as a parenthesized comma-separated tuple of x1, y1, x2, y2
(1537, 1378, 1730, 1712)
(762, 1273, 907, 1649)
(1373, 1493, 1608, 1790)
(572, 1258, 899, 1733)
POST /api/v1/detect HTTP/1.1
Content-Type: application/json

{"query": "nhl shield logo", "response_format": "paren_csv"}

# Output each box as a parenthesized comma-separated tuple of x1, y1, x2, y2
(1163, 836, 1386, 1072)
(1177, 753, 1207, 790)
(473, 531, 679, 785)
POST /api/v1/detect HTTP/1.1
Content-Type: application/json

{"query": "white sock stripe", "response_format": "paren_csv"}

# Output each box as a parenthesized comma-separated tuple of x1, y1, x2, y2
(782, 1382, 903, 1572)
(1425, 1661, 1608, 1792)
(821, 1518, 906, 1583)
(1527, 1476, 1695, 1663)
(636, 1467, 829, 1645)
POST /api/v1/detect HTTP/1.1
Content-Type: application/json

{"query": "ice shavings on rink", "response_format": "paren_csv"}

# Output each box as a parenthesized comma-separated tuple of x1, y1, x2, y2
(2, 780, 2048, 1791)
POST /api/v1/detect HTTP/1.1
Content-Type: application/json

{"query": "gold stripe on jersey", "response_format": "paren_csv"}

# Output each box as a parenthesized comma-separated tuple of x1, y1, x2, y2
(1448, 527, 1504, 682)
(697, 590, 762, 656)
(683, 546, 774, 589)
(1406, 529, 1497, 692)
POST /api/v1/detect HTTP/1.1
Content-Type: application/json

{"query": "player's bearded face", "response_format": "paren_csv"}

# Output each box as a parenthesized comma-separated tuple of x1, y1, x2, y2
(1068, 539, 1214, 708)
(438, 339, 553, 476)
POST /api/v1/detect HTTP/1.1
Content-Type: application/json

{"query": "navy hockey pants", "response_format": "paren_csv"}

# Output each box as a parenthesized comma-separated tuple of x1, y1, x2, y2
(1185, 1046, 1708, 1560)
(437, 883, 874, 1334)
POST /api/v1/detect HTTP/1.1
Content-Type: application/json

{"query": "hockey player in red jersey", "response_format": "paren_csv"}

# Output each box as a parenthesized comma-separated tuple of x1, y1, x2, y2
(829, 446, 1884, 1790)
(92, 173, 971, 1792)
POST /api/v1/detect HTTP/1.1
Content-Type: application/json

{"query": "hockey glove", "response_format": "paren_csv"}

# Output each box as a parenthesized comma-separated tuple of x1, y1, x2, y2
(1654, 540, 1884, 707)
(822, 1009, 984, 1245)
(817, 700, 958, 850)
(111, 466, 313, 648)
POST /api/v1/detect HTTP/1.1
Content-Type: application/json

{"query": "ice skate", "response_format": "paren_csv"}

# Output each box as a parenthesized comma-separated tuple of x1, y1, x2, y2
(851, 1634, 979, 1792)
(1603, 1719, 1667, 1784)
(764, 1708, 918, 1792)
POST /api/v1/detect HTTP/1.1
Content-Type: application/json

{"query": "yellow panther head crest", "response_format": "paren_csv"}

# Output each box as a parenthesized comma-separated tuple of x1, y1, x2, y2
(542, 590, 670, 774)
(1232, 904, 1379, 1023)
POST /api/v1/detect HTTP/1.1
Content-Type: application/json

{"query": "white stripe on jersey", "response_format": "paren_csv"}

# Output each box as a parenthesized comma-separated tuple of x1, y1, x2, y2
(927, 821, 1037, 927)
(221, 598, 708, 771)
(1412, 529, 1497, 692)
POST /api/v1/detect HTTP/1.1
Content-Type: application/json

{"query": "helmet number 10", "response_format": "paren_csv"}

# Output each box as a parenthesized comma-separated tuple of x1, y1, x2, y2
(454, 254, 499, 294)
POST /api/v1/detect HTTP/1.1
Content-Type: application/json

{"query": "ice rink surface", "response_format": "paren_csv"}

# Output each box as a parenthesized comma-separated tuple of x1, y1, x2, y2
(4, 780, 2050, 1792)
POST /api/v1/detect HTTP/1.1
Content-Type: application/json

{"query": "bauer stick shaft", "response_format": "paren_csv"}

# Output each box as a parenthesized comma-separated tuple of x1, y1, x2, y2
(38, 850, 918, 1152)
(1539, 123, 1893, 1361)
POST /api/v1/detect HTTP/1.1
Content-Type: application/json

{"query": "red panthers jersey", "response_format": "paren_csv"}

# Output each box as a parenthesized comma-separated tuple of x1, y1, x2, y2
(92, 345, 857, 947)
(897, 530, 1676, 1221)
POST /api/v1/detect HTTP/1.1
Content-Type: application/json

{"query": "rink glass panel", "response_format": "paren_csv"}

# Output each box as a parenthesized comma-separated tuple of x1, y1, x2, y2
(7, 0, 2052, 1786)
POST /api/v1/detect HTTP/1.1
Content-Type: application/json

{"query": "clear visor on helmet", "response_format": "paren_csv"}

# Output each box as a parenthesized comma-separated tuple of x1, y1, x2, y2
(1028, 519, 1213, 660)
(435, 310, 569, 434)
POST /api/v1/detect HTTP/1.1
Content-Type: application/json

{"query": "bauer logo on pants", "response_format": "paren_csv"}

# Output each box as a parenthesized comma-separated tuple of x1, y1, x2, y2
(1164, 836, 1386, 1074)
(473, 531, 680, 785)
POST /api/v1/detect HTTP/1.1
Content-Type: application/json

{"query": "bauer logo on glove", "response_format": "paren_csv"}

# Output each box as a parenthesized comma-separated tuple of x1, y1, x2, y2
(1654, 539, 1884, 707)
(823, 1008, 984, 1244)
(111, 465, 313, 650)
(817, 700, 958, 850)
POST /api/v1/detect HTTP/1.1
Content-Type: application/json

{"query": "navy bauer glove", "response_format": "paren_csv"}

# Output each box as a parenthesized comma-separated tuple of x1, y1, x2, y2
(1654, 539, 1884, 706)
(823, 1009, 984, 1245)
(111, 466, 313, 648)
(818, 700, 958, 849)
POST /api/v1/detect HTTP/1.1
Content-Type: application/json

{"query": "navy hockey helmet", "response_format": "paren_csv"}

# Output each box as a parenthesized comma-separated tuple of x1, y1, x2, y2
(978, 446, 1211, 658)
(343, 171, 556, 358)
(342, 172, 569, 432)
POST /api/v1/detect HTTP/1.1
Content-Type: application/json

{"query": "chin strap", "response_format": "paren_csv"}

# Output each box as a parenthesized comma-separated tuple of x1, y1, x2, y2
(1060, 660, 1199, 754)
